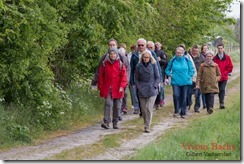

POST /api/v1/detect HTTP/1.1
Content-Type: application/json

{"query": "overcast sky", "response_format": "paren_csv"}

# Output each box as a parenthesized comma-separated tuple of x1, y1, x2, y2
(226, 1, 240, 18)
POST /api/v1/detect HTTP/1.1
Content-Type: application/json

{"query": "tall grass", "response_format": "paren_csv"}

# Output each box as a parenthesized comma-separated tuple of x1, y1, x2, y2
(0, 79, 104, 150)
(130, 90, 240, 160)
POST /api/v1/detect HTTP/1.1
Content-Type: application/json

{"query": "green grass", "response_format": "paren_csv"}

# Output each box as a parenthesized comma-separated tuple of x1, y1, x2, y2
(130, 86, 240, 160)
(229, 50, 240, 63)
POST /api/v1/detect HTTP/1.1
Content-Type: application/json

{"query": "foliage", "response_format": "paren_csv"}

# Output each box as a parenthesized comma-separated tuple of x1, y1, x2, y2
(0, 0, 239, 145)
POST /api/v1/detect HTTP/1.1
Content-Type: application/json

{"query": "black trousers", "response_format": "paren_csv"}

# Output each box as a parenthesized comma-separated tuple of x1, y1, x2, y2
(218, 80, 227, 103)
(205, 93, 215, 110)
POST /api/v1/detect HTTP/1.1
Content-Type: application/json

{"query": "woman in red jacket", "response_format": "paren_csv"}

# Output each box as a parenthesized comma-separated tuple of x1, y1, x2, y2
(213, 43, 233, 109)
(98, 47, 127, 129)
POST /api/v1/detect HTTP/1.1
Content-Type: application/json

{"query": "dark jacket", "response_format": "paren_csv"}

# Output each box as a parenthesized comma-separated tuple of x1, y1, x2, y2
(191, 54, 205, 72)
(130, 49, 162, 85)
(135, 61, 160, 98)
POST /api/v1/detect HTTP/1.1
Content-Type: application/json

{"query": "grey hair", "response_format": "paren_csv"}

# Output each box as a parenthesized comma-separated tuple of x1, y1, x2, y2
(205, 50, 214, 56)
(176, 46, 185, 53)
(137, 38, 147, 45)
(139, 50, 156, 64)
(147, 41, 155, 47)
(155, 42, 162, 47)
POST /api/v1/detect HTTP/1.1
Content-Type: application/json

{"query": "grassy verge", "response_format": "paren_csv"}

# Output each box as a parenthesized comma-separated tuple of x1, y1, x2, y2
(130, 77, 240, 160)
(46, 74, 239, 160)
(45, 96, 174, 160)
(0, 85, 104, 150)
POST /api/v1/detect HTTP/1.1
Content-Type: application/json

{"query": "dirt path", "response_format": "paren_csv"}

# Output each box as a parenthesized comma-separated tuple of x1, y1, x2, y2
(0, 63, 240, 160)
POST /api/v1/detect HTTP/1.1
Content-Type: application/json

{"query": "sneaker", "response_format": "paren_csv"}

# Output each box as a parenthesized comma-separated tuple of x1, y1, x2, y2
(194, 110, 200, 113)
(159, 100, 165, 107)
(101, 123, 109, 129)
(122, 108, 127, 114)
(113, 123, 118, 129)
(118, 116, 122, 121)
(203, 106, 207, 109)
(133, 109, 139, 114)
(207, 108, 213, 114)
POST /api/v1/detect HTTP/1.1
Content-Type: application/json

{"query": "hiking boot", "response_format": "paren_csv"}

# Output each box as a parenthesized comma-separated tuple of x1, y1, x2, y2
(207, 108, 213, 114)
(173, 113, 179, 117)
(101, 123, 109, 129)
(113, 122, 118, 129)
(144, 127, 150, 133)
(155, 104, 160, 110)
(220, 103, 225, 109)
(133, 109, 139, 114)
(181, 115, 186, 119)
(122, 108, 128, 114)
(160, 100, 165, 107)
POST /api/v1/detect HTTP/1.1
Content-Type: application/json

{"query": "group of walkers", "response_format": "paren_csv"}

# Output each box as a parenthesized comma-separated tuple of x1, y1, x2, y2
(91, 38, 233, 133)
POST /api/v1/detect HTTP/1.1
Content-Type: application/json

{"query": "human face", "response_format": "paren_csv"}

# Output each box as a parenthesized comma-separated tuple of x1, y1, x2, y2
(109, 41, 117, 48)
(155, 44, 160, 50)
(142, 53, 150, 63)
(147, 44, 154, 51)
(202, 46, 208, 53)
(109, 51, 117, 60)
(217, 46, 224, 54)
(192, 48, 199, 56)
(176, 49, 184, 57)
(137, 41, 146, 52)
(205, 54, 213, 62)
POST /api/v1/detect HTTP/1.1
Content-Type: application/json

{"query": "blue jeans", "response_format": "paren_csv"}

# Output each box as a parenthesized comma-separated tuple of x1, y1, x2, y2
(186, 85, 193, 107)
(172, 85, 189, 116)
(129, 84, 140, 110)
(194, 88, 201, 111)
(201, 94, 206, 108)
(155, 83, 164, 105)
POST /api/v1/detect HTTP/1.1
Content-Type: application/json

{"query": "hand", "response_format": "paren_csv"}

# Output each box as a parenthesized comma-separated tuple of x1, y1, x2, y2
(195, 85, 199, 89)
(119, 87, 124, 92)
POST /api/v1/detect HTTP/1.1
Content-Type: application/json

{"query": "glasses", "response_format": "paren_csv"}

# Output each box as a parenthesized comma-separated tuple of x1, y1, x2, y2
(138, 44, 144, 47)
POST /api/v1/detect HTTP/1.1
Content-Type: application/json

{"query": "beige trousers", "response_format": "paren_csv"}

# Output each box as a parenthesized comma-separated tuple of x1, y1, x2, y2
(139, 96, 157, 129)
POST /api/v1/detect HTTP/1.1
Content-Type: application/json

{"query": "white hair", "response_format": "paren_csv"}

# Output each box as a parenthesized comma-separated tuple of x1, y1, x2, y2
(176, 46, 185, 53)
(118, 47, 126, 56)
(137, 38, 147, 45)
